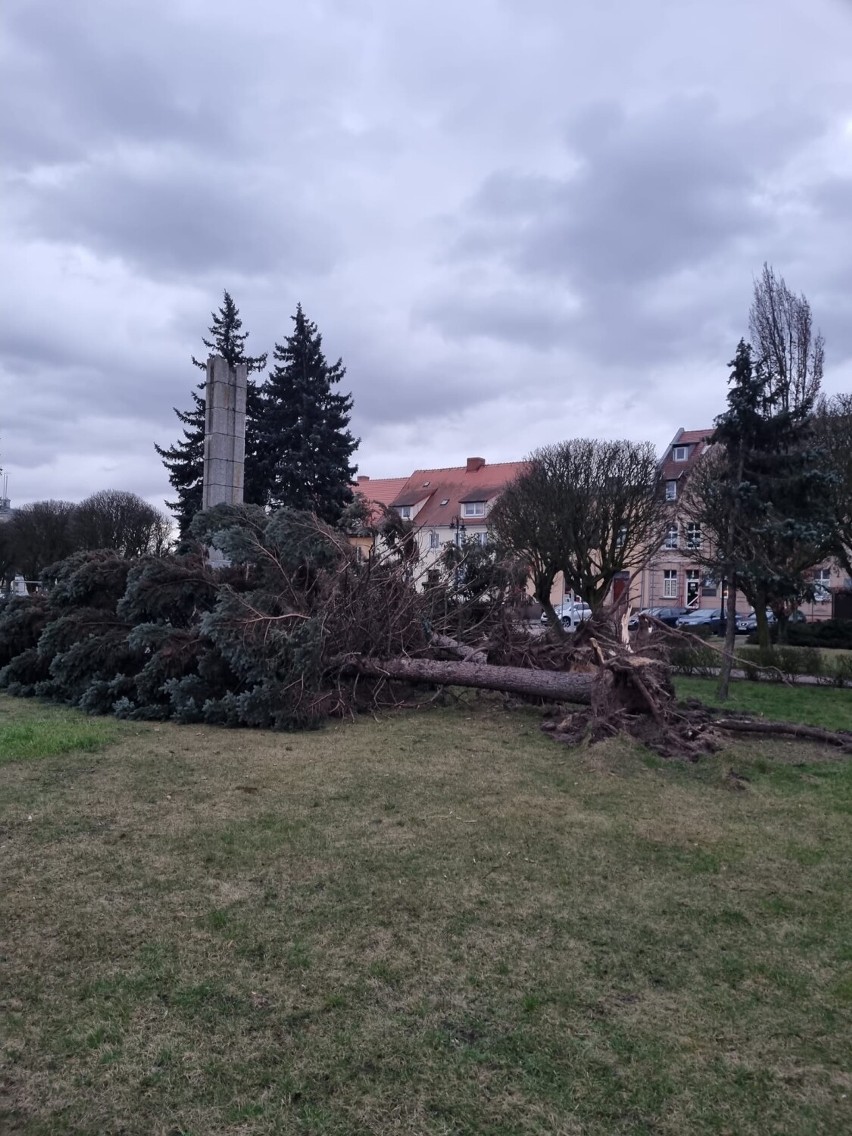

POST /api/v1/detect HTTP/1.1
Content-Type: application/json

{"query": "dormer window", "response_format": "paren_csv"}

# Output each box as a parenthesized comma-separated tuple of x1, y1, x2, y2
(462, 501, 486, 518)
(399, 506, 411, 519)
(665, 480, 677, 501)
(673, 445, 689, 462)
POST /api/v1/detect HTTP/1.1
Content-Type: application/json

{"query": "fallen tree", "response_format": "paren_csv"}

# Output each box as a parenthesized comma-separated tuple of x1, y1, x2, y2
(341, 654, 595, 702)
(0, 504, 848, 760)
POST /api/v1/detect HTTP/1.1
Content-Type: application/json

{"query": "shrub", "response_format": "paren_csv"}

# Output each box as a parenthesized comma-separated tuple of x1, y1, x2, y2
(668, 641, 718, 675)
(774, 646, 823, 681)
(734, 645, 777, 682)
(750, 619, 852, 650)
(789, 619, 852, 650)
(824, 655, 852, 688)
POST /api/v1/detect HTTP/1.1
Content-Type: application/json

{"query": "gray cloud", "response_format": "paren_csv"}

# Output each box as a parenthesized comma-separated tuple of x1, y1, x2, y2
(425, 95, 843, 369)
(1, 0, 851, 508)
(19, 158, 339, 280)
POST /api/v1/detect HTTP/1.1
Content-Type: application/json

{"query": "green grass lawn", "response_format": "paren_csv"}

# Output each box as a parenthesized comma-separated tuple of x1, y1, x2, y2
(0, 697, 128, 765)
(674, 674, 852, 732)
(1, 692, 850, 1135)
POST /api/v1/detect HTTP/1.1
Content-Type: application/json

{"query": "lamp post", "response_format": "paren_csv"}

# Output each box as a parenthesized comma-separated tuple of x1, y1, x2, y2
(449, 516, 467, 590)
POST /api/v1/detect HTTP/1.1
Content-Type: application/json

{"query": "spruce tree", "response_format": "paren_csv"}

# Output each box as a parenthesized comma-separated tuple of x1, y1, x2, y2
(255, 305, 358, 524)
(155, 291, 267, 535)
(691, 339, 835, 651)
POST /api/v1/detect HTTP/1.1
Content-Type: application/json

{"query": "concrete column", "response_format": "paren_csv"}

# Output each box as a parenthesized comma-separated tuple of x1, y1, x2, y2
(202, 356, 248, 510)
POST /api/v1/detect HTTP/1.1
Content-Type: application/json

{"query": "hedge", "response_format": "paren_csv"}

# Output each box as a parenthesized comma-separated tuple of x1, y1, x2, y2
(747, 618, 852, 650)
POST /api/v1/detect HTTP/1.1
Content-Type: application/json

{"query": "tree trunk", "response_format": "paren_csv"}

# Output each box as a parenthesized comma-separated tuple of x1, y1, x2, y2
(716, 571, 739, 701)
(343, 655, 595, 703)
(775, 609, 789, 645)
(754, 591, 771, 652)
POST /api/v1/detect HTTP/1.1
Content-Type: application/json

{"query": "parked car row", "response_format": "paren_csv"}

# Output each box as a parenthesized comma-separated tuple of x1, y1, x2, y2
(627, 606, 810, 635)
(627, 606, 690, 629)
(542, 602, 812, 636)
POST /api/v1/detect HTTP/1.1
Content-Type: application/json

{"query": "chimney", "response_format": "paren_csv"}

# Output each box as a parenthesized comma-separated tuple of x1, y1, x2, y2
(357, 475, 370, 484)
(466, 457, 485, 472)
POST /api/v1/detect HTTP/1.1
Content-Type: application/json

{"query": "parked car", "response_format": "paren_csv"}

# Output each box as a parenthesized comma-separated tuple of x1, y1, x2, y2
(735, 609, 808, 634)
(676, 608, 724, 634)
(540, 601, 593, 627)
(628, 606, 689, 629)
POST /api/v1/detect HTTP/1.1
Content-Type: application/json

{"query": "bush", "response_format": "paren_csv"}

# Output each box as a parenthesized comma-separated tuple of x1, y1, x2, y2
(734, 645, 776, 681)
(734, 644, 826, 682)
(748, 619, 852, 650)
(668, 641, 718, 675)
(823, 655, 852, 688)
(790, 619, 852, 650)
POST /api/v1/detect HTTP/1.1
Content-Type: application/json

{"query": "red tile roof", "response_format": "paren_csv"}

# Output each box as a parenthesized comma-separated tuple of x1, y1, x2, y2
(390, 460, 528, 529)
(675, 428, 713, 445)
(660, 427, 713, 482)
(352, 476, 410, 522)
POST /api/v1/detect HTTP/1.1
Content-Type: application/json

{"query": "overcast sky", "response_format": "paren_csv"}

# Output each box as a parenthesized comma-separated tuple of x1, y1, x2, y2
(2, 0, 851, 512)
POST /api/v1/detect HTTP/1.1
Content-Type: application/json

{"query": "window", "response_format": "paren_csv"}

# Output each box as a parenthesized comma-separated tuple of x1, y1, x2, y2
(685, 522, 701, 550)
(813, 567, 831, 602)
(663, 570, 677, 599)
(615, 525, 627, 549)
(665, 480, 677, 501)
(462, 501, 486, 518)
(673, 445, 689, 461)
(429, 531, 440, 550)
(686, 569, 700, 607)
(399, 506, 411, 519)
(473, 531, 488, 546)
(664, 524, 678, 549)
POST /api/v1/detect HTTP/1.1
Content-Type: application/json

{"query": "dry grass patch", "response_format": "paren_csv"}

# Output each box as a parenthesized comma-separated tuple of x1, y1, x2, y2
(1, 693, 850, 1135)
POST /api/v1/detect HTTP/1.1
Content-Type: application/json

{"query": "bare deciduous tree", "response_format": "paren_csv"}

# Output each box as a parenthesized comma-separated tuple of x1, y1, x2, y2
(72, 490, 172, 559)
(749, 262, 824, 412)
(490, 439, 666, 630)
(7, 500, 79, 579)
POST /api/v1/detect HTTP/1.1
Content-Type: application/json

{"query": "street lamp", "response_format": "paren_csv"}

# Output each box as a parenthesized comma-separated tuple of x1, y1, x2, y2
(448, 516, 467, 590)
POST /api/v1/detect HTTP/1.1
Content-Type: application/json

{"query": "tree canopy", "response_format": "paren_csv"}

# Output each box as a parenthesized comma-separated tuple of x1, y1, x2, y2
(2, 493, 171, 582)
(490, 438, 665, 628)
(255, 305, 358, 524)
(155, 291, 267, 535)
(686, 329, 835, 651)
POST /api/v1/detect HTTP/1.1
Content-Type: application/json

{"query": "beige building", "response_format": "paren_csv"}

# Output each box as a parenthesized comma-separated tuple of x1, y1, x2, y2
(635, 427, 848, 620)
(355, 438, 850, 619)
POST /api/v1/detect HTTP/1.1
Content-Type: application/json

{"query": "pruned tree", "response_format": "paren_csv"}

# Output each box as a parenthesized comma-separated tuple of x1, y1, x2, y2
(5, 500, 79, 580)
(155, 291, 267, 535)
(490, 439, 666, 631)
(71, 490, 172, 559)
(254, 305, 359, 525)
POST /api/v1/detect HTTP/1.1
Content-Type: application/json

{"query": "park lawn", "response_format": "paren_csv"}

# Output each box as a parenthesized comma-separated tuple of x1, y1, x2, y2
(1, 691, 850, 1136)
(0, 696, 130, 765)
(674, 674, 852, 732)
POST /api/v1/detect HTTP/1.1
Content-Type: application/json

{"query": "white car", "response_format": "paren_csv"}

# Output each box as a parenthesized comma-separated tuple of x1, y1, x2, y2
(540, 601, 593, 627)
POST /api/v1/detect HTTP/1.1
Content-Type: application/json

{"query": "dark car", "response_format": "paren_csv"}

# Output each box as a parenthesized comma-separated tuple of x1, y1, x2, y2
(676, 608, 724, 634)
(634, 606, 690, 627)
(736, 609, 808, 634)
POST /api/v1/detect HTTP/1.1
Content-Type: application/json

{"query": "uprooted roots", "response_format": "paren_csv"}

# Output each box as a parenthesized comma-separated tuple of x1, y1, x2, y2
(541, 640, 721, 760)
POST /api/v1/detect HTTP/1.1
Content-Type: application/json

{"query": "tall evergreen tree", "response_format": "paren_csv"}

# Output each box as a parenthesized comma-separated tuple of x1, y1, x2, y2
(255, 305, 358, 524)
(155, 291, 267, 535)
(687, 338, 835, 655)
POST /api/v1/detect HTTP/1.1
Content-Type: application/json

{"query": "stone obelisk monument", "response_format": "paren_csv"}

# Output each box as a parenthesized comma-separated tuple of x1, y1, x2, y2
(202, 356, 248, 509)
